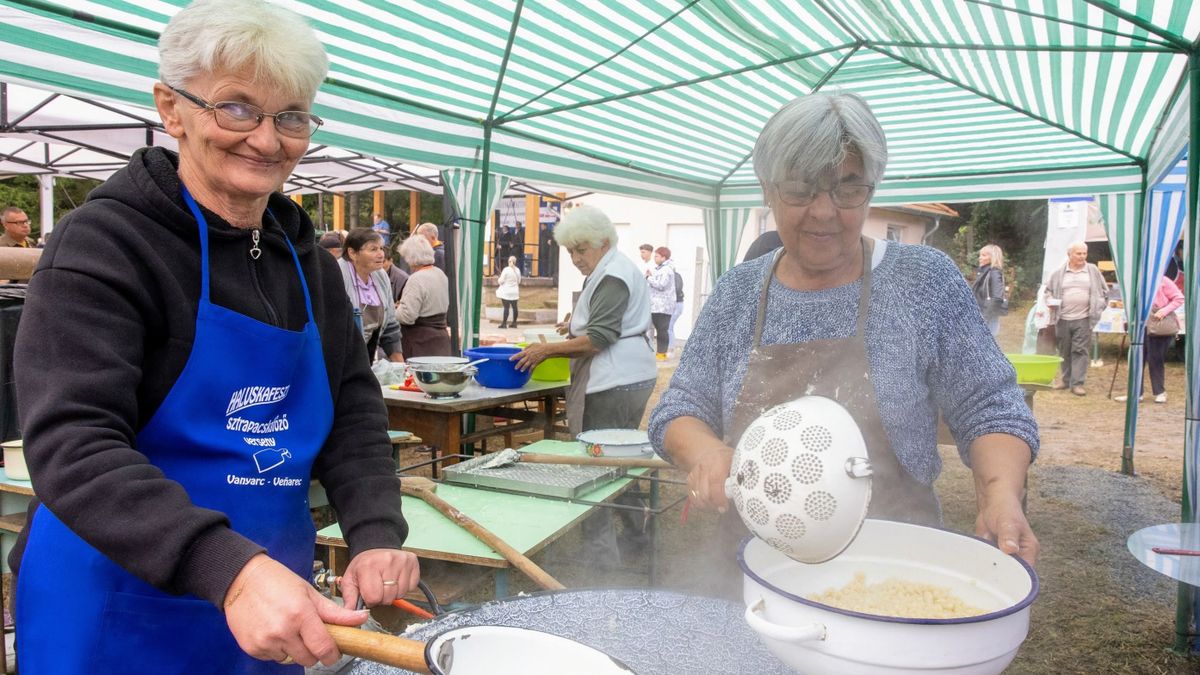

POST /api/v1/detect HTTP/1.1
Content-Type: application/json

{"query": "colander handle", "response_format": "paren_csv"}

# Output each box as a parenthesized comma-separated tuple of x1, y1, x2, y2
(744, 598, 826, 643)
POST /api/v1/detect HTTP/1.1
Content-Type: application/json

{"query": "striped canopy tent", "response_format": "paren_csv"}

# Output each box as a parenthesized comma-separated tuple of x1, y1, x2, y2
(4, 0, 1200, 645)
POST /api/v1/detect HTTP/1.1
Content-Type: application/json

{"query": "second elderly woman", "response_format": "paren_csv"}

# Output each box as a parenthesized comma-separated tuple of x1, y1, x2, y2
(10, 1, 418, 671)
(338, 227, 404, 362)
(512, 205, 657, 435)
(649, 92, 1039, 597)
(397, 233, 452, 357)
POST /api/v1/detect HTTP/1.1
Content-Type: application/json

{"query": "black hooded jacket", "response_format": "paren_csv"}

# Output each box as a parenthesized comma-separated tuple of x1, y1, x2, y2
(11, 147, 407, 606)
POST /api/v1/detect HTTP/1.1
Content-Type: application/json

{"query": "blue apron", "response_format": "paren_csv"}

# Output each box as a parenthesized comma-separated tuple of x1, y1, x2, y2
(16, 187, 334, 673)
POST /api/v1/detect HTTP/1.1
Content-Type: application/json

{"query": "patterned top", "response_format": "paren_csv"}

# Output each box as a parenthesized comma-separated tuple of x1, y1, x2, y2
(648, 240, 1038, 486)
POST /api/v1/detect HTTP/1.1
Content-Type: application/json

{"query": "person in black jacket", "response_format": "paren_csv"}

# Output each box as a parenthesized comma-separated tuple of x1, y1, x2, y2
(10, 1, 417, 672)
(972, 244, 1007, 336)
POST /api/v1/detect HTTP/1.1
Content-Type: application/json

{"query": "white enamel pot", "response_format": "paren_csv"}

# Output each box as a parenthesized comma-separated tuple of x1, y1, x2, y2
(739, 519, 1038, 675)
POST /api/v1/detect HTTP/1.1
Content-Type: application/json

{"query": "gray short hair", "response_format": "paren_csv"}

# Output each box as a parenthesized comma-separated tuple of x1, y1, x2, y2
(554, 205, 617, 249)
(752, 91, 888, 190)
(417, 222, 440, 239)
(159, 0, 329, 101)
(400, 233, 436, 267)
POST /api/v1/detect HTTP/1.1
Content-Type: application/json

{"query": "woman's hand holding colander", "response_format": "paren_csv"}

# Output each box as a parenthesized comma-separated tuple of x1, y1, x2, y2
(685, 445, 735, 514)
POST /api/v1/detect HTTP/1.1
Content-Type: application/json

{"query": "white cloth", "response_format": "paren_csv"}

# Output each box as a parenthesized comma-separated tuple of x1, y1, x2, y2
(570, 248, 655, 394)
(496, 265, 521, 301)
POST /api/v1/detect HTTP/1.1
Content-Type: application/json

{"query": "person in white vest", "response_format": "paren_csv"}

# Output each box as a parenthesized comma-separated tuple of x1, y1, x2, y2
(512, 205, 657, 434)
(511, 205, 657, 564)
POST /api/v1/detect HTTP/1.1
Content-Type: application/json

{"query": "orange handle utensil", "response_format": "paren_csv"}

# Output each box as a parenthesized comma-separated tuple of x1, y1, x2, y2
(1152, 546, 1200, 556)
(392, 597, 435, 620)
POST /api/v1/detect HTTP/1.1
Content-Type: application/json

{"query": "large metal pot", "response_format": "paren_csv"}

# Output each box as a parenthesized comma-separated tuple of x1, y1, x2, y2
(739, 519, 1038, 674)
(332, 589, 791, 675)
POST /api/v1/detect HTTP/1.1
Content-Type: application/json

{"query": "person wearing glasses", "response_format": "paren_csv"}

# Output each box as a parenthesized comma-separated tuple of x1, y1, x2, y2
(648, 92, 1039, 597)
(10, 1, 418, 672)
(0, 206, 35, 248)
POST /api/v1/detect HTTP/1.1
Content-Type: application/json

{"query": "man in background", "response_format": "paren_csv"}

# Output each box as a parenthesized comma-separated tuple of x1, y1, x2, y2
(0, 207, 35, 248)
(1044, 241, 1107, 396)
(416, 222, 446, 271)
(372, 212, 391, 246)
(638, 243, 653, 274)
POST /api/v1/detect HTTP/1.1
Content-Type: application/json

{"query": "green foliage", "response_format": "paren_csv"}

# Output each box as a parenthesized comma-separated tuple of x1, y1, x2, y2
(300, 190, 444, 239)
(925, 200, 1047, 301)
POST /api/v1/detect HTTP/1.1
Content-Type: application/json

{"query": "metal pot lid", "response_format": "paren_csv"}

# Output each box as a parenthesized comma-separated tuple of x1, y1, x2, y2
(725, 395, 871, 563)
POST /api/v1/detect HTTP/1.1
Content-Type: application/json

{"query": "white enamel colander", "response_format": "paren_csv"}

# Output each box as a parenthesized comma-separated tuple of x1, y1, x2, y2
(725, 395, 873, 563)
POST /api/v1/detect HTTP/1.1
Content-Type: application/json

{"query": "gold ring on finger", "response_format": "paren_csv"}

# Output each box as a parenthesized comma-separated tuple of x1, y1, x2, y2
(277, 655, 295, 665)
(381, 579, 398, 586)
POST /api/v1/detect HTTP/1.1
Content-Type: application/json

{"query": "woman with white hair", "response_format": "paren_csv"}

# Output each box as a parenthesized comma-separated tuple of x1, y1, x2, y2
(512, 205, 657, 563)
(10, 1, 418, 670)
(512, 205, 656, 434)
(973, 243, 1008, 336)
(649, 92, 1039, 597)
(397, 233, 451, 357)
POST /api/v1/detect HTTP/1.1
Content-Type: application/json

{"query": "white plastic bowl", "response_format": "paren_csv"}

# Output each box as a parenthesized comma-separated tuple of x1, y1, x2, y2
(740, 519, 1037, 675)
(2, 440, 27, 480)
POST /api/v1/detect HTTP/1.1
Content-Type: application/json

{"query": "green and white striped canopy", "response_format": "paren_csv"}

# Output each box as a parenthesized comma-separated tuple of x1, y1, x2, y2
(1, 0, 1195, 208)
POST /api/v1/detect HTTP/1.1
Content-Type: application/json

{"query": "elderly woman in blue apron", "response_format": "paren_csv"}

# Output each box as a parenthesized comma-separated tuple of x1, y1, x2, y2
(649, 92, 1039, 598)
(10, 1, 418, 671)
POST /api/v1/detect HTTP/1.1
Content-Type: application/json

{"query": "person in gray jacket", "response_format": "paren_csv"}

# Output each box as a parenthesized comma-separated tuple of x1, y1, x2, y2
(339, 227, 403, 362)
(1043, 241, 1107, 396)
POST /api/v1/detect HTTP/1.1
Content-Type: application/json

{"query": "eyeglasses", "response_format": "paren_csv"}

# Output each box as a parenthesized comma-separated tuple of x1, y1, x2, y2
(773, 181, 875, 209)
(3, 219, 29, 226)
(169, 86, 322, 139)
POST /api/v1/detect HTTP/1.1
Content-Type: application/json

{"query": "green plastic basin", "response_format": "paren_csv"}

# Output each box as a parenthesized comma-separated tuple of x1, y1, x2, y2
(516, 342, 571, 382)
(1005, 354, 1063, 385)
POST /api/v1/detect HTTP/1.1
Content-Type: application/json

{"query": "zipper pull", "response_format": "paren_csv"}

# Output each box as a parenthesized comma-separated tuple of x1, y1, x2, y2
(250, 229, 262, 260)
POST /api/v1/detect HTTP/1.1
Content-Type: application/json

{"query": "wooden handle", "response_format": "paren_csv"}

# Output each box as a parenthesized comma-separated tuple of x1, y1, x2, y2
(400, 484, 566, 591)
(519, 452, 673, 470)
(326, 624, 431, 673)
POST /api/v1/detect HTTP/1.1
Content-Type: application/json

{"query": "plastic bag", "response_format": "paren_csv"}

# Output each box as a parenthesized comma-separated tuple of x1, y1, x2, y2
(371, 359, 407, 386)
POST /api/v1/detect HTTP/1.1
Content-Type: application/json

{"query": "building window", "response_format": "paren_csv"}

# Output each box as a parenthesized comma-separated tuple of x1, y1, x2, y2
(886, 224, 903, 242)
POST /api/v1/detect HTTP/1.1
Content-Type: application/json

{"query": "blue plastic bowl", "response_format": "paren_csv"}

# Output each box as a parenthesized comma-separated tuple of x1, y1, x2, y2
(463, 346, 532, 389)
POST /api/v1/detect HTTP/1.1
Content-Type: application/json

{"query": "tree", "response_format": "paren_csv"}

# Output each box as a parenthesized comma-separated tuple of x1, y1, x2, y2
(927, 200, 1047, 300)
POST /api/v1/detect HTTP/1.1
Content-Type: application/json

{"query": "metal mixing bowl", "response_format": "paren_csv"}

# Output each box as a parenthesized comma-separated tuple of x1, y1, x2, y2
(409, 365, 477, 398)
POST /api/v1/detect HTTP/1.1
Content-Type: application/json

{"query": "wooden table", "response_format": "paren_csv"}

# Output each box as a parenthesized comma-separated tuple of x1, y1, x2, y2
(316, 439, 648, 601)
(381, 380, 568, 476)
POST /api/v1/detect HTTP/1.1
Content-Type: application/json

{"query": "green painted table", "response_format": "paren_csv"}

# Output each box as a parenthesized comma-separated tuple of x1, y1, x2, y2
(316, 439, 653, 598)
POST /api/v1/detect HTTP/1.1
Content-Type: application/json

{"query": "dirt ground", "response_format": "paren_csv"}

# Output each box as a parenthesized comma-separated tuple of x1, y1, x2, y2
(388, 304, 1200, 674)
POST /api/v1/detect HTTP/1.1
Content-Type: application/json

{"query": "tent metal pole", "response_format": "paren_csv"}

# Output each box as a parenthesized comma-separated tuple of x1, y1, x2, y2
(869, 41, 1174, 54)
(499, 43, 855, 124)
(1176, 48, 1200, 655)
(872, 45, 1143, 164)
(500, 0, 704, 120)
(1120, 189, 1147, 475)
(964, 0, 1181, 50)
(1078, 0, 1192, 52)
